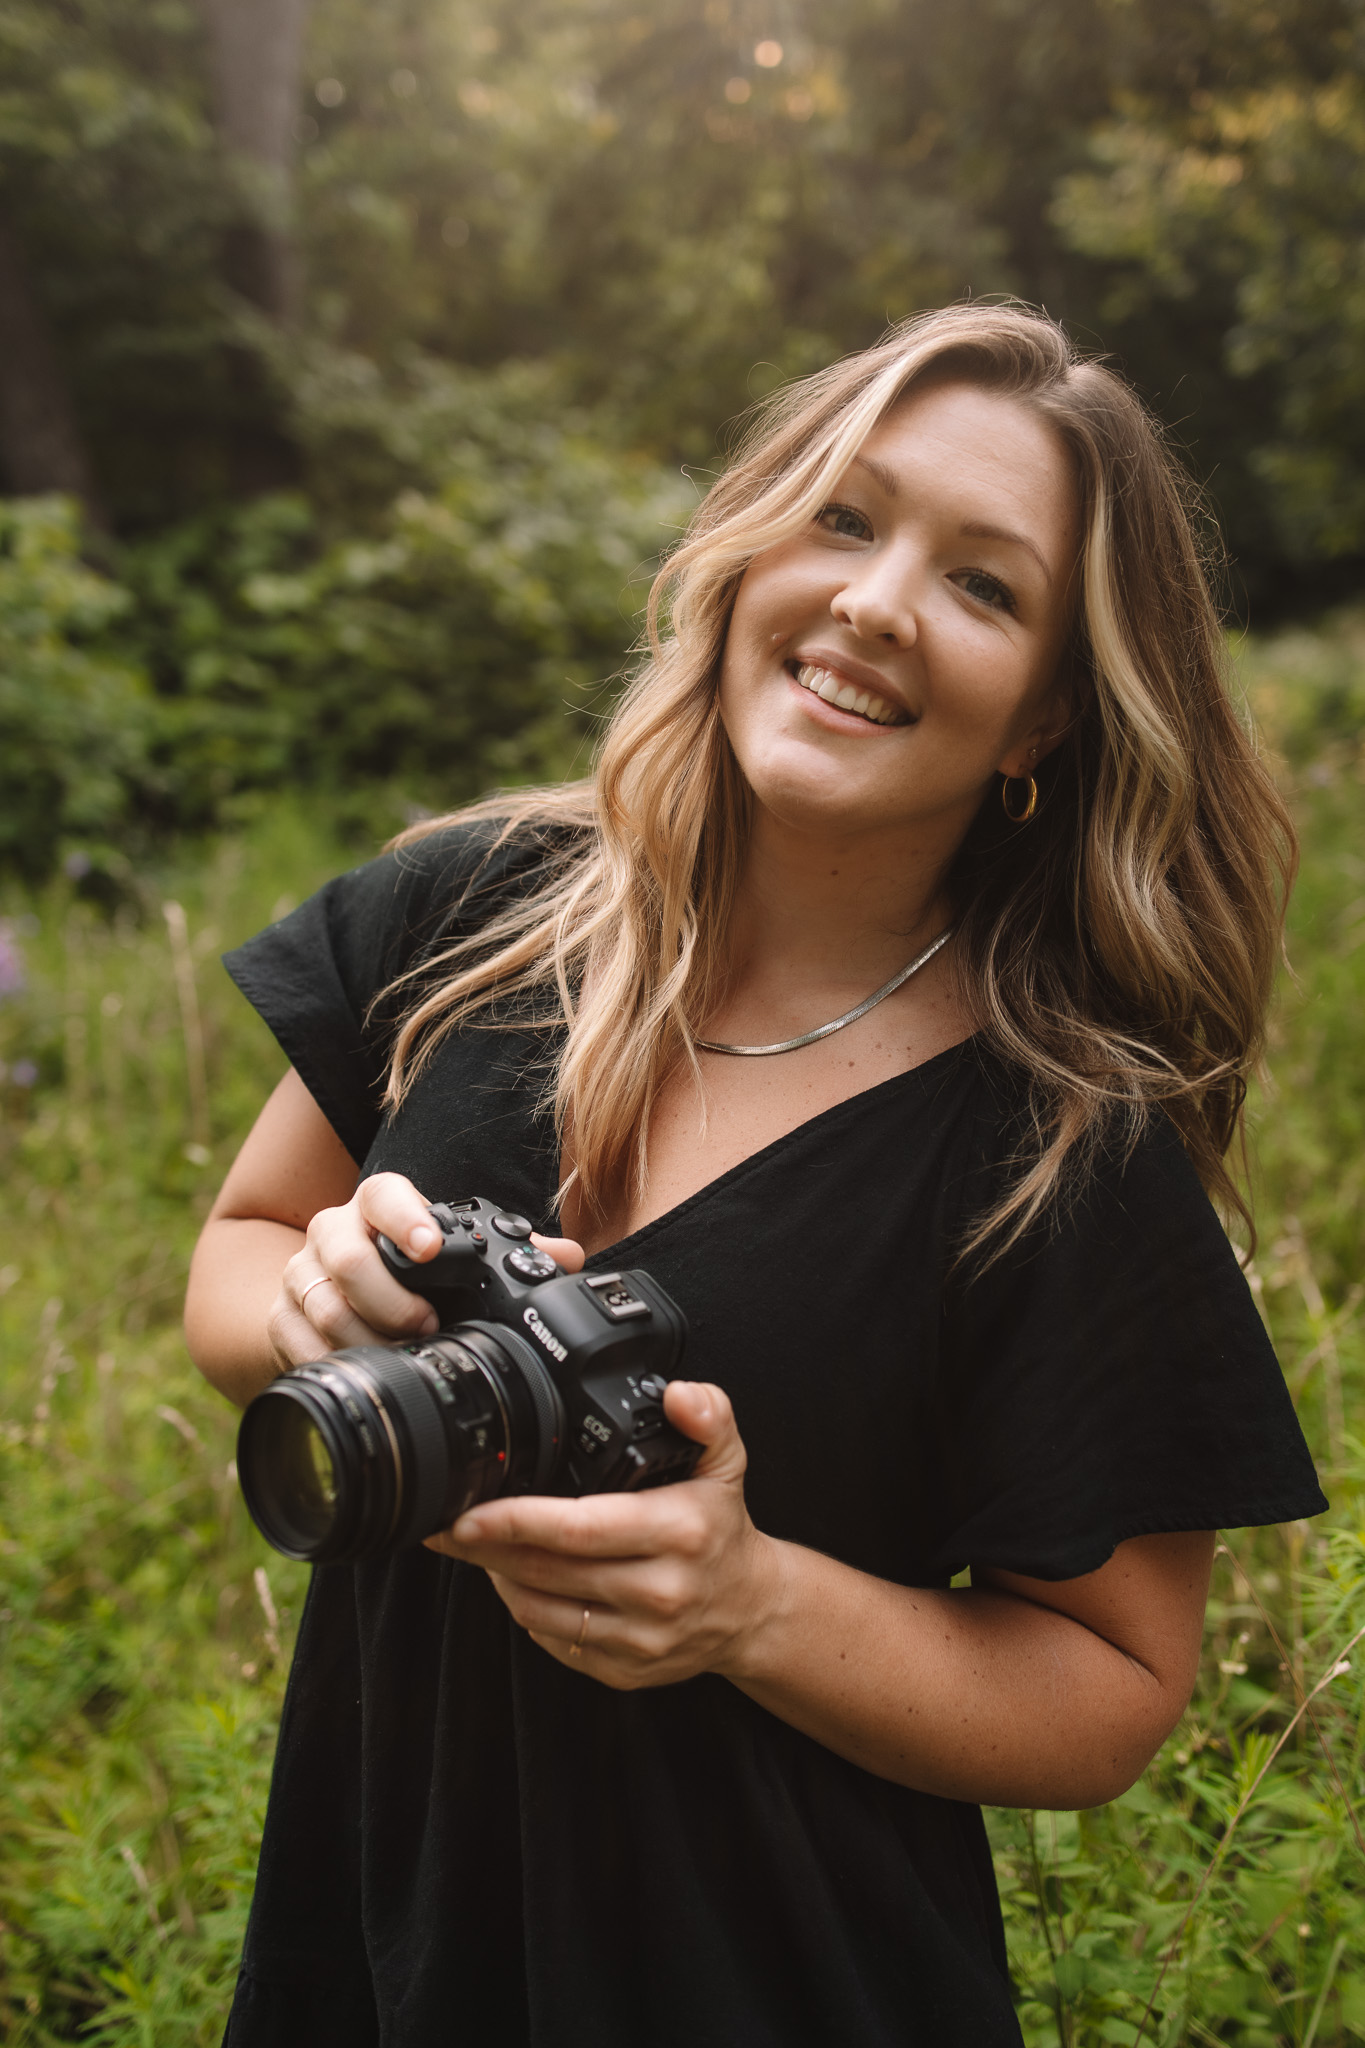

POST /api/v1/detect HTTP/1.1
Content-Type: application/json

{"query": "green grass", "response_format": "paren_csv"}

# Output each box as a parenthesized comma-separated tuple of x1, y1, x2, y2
(0, 639, 1362, 2045)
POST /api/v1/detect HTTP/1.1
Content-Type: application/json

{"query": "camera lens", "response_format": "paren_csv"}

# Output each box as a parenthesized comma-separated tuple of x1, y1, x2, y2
(252, 1397, 339, 1549)
(237, 1325, 565, 1564)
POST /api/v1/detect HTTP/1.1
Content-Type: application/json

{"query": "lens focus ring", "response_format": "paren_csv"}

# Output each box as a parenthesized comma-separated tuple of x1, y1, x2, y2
(459, 1321, 565, 1491)
(354, 1348, 452, 1547)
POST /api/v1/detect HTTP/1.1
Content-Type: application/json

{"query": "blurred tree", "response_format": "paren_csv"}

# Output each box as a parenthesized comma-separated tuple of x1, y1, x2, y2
(200, 0, 313, 321)
(0, 208, 103, 520)
(0, 0, 298, 525)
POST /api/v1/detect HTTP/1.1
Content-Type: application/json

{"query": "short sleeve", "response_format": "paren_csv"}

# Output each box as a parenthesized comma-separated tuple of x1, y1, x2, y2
(221, 819, 569, 1164)
(930, 1105, 1327, 1581)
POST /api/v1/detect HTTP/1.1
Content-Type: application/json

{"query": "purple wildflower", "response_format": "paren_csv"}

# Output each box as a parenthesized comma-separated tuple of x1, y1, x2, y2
(0, 921, 24, 999)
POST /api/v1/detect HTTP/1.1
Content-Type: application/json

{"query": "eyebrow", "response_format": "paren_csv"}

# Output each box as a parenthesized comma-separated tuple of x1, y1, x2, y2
(959, 520, 1053, 586)
(853, 454, 901, 498)
(851, 456, 1054, 586)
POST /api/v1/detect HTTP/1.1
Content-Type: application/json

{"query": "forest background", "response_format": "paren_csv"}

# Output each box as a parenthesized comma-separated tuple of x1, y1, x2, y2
(2, 0, 1365, 2042)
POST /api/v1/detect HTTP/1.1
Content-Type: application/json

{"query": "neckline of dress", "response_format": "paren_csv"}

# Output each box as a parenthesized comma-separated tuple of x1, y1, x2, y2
(555, 1032, 980, 1268)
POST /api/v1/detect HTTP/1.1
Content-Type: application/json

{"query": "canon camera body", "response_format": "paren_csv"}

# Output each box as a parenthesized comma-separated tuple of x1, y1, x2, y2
(236, 1197, 696, 1564)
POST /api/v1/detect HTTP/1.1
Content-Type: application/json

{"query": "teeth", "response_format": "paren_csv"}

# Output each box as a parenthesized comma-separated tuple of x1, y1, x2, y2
(794, 663, 904, 727)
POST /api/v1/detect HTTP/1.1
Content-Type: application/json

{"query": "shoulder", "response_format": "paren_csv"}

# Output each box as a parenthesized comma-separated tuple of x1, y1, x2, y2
(950, 1048, 1212, 1233)
(219, 805, 591, 1166)
(325, 806, 593, 973)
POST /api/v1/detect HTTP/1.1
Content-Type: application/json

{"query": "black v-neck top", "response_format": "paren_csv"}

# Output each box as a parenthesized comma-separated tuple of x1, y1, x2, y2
(220, 820, 1325, 2048)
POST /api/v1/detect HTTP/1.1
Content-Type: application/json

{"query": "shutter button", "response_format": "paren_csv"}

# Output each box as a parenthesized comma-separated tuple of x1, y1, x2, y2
(492, 1213, 534, 1241)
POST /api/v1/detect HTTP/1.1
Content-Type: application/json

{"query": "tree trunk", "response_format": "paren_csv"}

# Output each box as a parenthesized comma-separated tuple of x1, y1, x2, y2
(200, 0, 312, 321)
(0, 207, 104, 523)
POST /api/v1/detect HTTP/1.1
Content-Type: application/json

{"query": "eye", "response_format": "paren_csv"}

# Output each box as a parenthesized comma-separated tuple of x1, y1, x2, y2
(954, 567, 1016, 613)
(814, 501, 873, 542)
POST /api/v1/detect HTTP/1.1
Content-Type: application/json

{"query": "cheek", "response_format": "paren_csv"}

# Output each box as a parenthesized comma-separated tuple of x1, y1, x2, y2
(718, 577, 791, 722)
(727, 544, 828, 652)
(925, 615, 1053, 740)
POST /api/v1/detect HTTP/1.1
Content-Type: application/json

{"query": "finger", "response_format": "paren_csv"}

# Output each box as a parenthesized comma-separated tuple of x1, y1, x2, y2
(303, 1281, 393, 1352)
(267, 1296, 335, 1369)
(449, 1489, 665, 1558)
(354, 1171, 440, 1259)
(282, 1253, 393, 1348)
(488, 1574, 597, 1642)
(307, 1205, 439, 1338)
(664, 1381, 748, 1484)
(433, 1531, 636, 1603)
(530, 1232, 585, 1274)
(485, 1577, 639, 1675)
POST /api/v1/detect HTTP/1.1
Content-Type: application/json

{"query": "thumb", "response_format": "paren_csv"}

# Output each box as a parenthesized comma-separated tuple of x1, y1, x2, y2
(664, 1381, 746, 1483)
(530, 1232, 586, 1274)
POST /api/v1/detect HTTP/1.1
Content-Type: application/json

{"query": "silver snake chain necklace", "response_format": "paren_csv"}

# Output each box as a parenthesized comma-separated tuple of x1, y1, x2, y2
(694, 926, 955, 1058)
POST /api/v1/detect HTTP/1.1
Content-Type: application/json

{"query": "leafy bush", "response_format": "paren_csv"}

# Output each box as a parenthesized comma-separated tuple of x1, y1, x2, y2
(0, 501, 153, 881)
(120, 353, 690, 814)
(0, 370, 690, 878)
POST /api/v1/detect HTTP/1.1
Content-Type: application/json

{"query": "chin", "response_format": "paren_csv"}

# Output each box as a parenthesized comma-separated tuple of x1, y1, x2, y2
(748, 762, 891, 836)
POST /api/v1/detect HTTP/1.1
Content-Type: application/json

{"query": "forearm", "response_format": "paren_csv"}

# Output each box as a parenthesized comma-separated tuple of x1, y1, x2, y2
(723, 1538, 1180, 1808)
(185, 1216, 303, 1407)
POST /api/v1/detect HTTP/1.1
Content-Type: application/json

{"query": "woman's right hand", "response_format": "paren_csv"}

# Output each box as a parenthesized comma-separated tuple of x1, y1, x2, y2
(265, 1170, 588, 1371)
(267, 1171, 446, 1369)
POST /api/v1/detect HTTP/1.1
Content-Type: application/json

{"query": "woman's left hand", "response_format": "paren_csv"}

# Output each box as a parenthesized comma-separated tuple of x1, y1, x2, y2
(424, 1377, 780, 1689)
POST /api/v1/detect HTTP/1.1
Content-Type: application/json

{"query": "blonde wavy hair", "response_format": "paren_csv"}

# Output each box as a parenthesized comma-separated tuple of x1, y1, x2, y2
(378, 302, 1293, 1257)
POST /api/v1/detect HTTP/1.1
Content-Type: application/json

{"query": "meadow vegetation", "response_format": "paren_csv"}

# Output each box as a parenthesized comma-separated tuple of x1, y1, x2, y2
(0, 628, 1361, 2045)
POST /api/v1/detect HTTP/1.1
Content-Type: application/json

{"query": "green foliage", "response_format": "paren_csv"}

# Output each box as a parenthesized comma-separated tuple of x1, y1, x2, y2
(1054, 59, 1365, 567)
(0, 807, 356, 2041)
(120, 350, 691, 807)
(0, 382, 688, 876)
(0, 0, 257, 525)
(0, 630, 1363, 2043)
(10, 0, 1365, 599)
(0, 500, 152, 882)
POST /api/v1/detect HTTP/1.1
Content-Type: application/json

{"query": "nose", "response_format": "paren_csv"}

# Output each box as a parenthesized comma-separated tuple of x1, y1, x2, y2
(830, 546, 921, 648)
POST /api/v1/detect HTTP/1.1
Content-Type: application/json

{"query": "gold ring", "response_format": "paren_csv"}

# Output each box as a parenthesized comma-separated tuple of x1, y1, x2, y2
(568, 1606, 591, 1659)
(298, 1275, 333, 1312)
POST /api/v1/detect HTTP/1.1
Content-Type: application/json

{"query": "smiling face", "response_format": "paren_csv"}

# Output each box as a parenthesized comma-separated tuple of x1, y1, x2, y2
(718, 380, 1081, 851)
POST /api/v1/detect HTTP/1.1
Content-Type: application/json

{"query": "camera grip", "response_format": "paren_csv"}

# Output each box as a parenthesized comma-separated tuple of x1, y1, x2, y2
(377, 1226, 485, 1306)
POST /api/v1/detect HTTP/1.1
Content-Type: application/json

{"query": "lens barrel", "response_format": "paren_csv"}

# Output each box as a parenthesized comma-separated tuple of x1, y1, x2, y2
(237, 1322, 565, 1564)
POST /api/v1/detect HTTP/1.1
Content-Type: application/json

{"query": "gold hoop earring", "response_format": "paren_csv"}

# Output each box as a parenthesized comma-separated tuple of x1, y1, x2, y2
(1001, 774, 1038, 824)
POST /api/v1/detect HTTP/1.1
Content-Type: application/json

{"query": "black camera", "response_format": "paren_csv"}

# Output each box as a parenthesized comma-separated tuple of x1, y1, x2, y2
(236, 1196, 697, 1563)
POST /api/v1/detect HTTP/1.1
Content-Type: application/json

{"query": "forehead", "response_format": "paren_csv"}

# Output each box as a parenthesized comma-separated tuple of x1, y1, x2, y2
(854, 381, 1078, 551)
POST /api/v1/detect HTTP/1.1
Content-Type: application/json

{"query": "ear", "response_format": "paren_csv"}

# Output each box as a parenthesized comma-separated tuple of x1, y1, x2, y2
(998, 685, 1076, 782)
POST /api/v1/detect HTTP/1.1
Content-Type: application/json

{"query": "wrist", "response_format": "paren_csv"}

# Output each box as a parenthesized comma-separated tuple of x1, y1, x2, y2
(714, 1531, 798, 1685)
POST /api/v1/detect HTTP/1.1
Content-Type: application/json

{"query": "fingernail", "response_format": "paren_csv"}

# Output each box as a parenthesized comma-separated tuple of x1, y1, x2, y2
(409, 1224, 437, 1255)
(420, 1309, 439, 1335)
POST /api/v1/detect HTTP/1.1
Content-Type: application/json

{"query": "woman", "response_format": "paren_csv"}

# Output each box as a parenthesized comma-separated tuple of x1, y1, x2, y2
(187, 303, 1325, 2047)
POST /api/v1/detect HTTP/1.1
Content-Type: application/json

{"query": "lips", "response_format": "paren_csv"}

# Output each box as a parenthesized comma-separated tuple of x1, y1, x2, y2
(790, 661, 910, 728)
